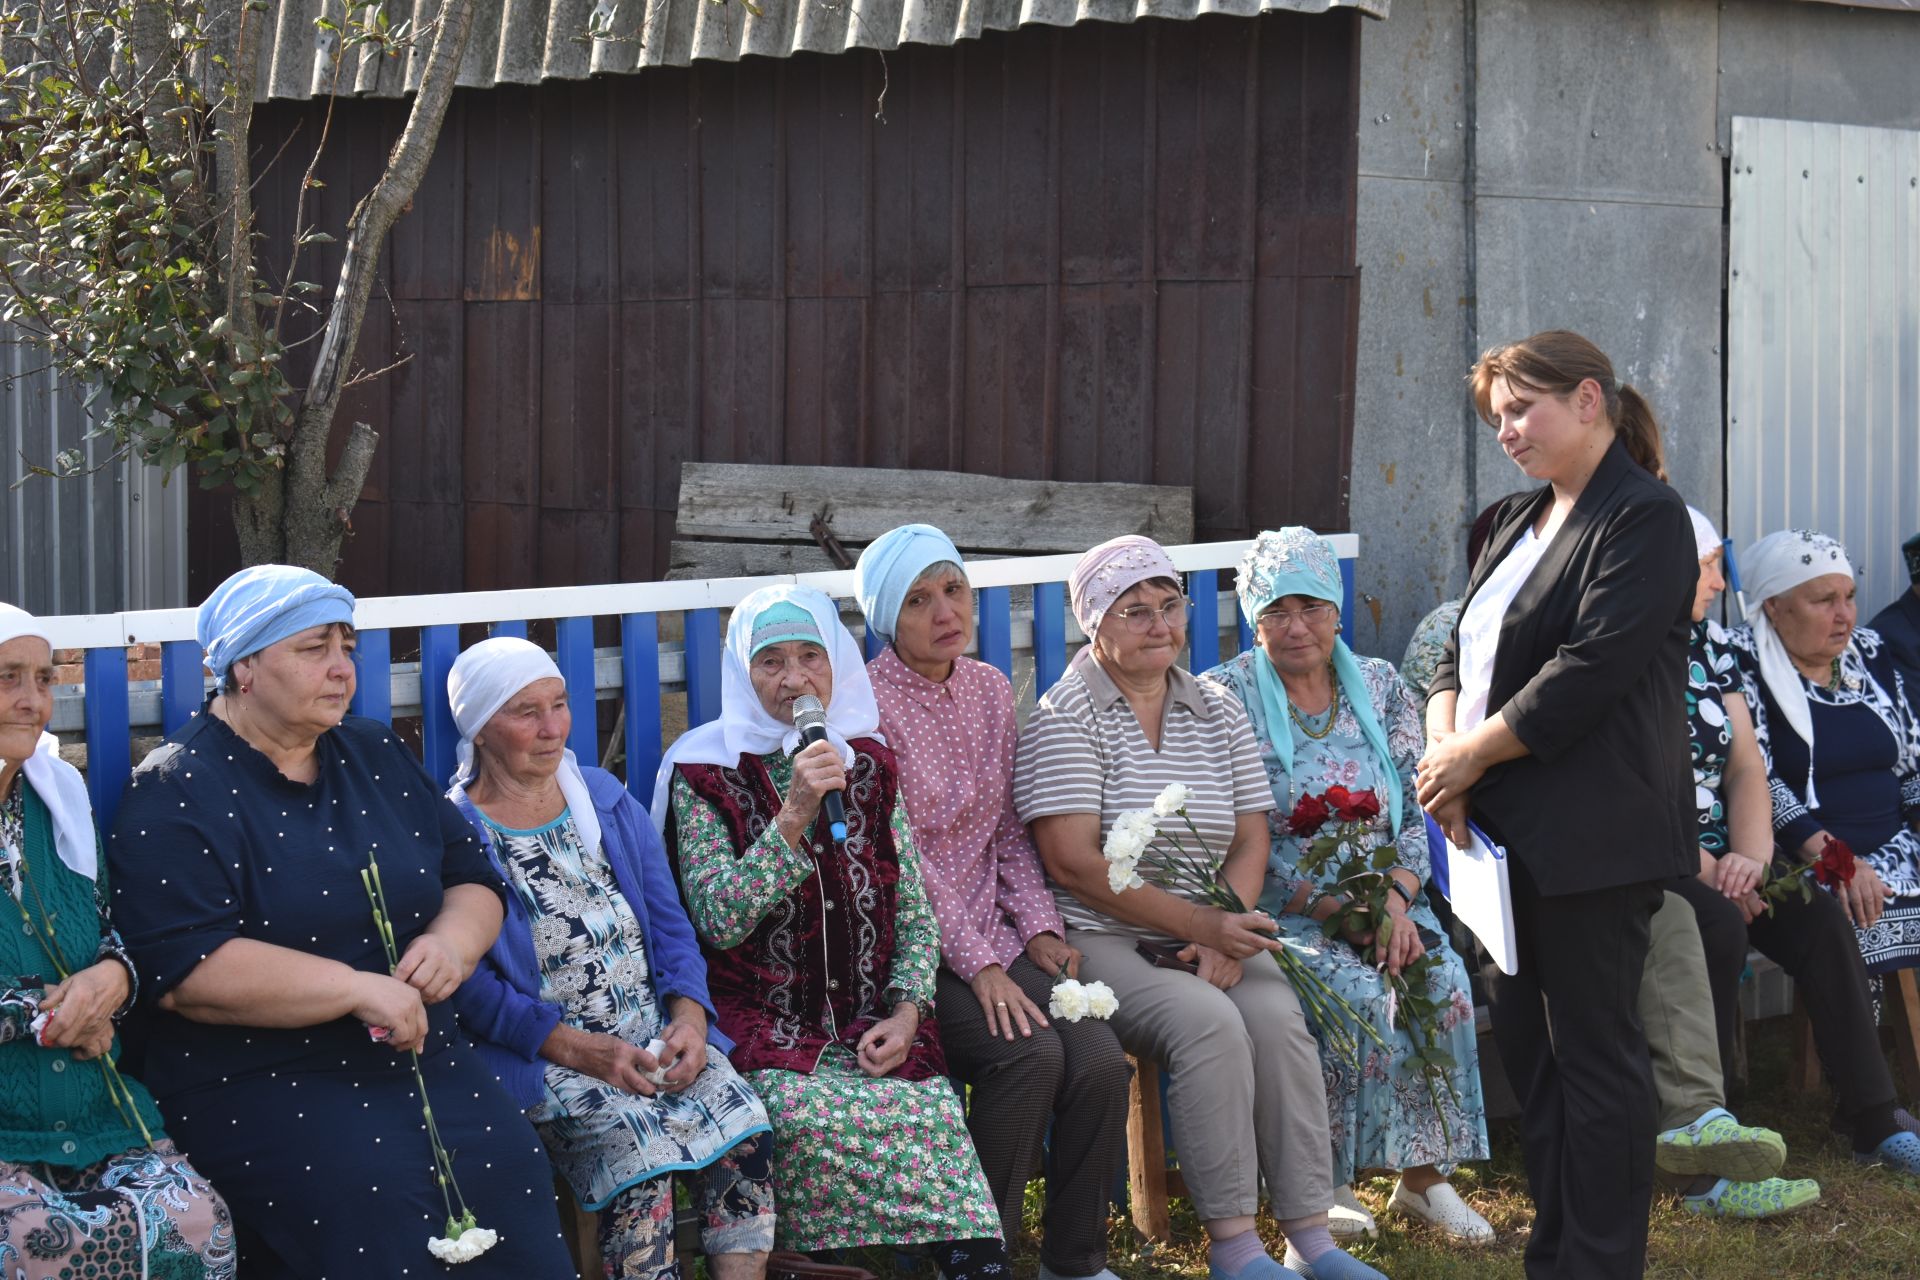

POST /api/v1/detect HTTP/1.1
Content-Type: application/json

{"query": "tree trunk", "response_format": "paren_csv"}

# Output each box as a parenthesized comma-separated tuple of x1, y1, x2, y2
(227, 0, 476, 576)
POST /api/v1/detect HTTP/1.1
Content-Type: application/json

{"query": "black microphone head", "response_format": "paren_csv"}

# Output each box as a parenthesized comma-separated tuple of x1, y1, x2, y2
(792, 694, 828, 733)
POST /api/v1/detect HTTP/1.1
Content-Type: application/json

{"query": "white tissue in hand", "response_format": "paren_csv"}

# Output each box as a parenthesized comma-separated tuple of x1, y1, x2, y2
(642, 1037, 677, 1085)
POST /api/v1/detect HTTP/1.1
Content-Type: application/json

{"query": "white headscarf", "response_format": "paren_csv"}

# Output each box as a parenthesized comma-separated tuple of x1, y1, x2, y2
(1686, 506, 1722, 560)
(446, 636, 601, 860)
(0, 604, 98, 881)
(648, 585, 881, 834)
(1740, 529, 1855, 809)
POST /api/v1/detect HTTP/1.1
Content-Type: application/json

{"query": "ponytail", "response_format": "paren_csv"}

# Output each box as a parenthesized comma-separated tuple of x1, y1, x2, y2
(1469, 329, 1669, 483)
(1612, 383, 1668, 484)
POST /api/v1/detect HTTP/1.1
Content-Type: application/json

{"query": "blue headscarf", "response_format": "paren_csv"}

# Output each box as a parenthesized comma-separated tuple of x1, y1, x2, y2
(196, 565, 356, 681)
(854, 524, 964, 645)
(1235, 528, 1401, 836)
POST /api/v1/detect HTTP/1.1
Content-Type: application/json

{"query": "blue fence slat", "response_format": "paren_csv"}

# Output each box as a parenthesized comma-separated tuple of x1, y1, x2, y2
(490, 619, 528, 640)
(349, 628, 393, 723)
(863, 624, 884, 662)
(419, 625, 460, 787)
(159, 640, 204, 734)
(1187, 570, 1220, 674)
(82, 647, 131, 838)
(1339, 556, 1356, 648)
(977, 587, 1012, 678)
(684, 609, 723, 728)
(555, 617, 597, 762)
(621, 613, 663, 800)
(1033, 582, 1067, 692)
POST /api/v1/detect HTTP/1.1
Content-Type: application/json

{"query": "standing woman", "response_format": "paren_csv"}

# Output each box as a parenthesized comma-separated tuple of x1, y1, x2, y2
(1417, 332, 1698, 1280)
(855, 525, 1130, 1280)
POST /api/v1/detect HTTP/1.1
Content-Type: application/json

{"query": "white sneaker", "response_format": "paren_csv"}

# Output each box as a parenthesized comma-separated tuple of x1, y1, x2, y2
(1386, 1178, 1494, 1244)
(1326, 1184, 1377, 1241)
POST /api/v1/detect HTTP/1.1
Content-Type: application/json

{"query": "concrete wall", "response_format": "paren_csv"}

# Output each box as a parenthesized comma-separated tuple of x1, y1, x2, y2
(1347, 0, 1920, 662)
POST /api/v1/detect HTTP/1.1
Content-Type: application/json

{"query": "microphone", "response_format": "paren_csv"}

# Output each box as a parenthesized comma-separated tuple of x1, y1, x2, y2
(791, 694, 849, 844)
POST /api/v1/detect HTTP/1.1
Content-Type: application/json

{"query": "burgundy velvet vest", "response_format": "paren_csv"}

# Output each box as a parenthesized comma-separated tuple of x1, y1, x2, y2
(671, 738, 947, 1080)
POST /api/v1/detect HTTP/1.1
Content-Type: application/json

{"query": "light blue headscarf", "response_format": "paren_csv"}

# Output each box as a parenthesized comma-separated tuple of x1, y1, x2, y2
(854, 524, 964, 645)
(1235, 528, 1401, 836)
(196, 565, 356, 681)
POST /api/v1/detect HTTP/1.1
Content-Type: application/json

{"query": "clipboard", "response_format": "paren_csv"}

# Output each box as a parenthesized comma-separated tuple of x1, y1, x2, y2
(1427, 814, 1518, 975)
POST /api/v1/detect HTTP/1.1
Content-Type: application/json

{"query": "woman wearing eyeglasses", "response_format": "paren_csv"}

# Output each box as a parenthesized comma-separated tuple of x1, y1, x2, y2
(1014, 536, 1387, 1280)
(1205, 528, 1491, 1246)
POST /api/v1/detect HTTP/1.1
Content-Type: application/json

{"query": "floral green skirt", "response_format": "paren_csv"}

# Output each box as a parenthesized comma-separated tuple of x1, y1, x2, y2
(745, 1047, 1000, 1251)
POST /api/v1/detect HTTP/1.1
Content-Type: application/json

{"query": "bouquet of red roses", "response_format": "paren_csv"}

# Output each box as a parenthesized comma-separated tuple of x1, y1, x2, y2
(1288, 786, 1463, 1142)
(1758, 834, 1856, 914)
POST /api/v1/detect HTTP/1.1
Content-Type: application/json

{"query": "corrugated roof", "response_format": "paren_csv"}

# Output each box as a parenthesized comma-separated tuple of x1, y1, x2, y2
(258, 0, 1386, 101)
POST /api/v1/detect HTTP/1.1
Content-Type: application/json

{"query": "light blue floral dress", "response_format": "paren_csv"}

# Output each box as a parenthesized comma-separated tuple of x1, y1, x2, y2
(1204, 649, 1490, 1180)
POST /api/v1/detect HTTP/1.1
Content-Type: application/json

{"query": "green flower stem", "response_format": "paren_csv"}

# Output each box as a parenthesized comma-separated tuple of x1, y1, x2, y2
(363, 853, 471, 1231)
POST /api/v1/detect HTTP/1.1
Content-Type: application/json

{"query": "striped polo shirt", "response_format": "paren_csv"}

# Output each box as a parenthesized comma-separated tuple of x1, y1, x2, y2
(1013, 647, 1274, 941)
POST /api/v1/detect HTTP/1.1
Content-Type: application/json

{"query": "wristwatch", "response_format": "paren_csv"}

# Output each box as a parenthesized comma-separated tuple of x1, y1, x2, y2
(883, 986, 933, 1025)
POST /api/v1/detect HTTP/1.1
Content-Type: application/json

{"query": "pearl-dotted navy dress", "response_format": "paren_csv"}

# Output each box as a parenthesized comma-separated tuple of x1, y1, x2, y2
(109, 710, 575, 1279)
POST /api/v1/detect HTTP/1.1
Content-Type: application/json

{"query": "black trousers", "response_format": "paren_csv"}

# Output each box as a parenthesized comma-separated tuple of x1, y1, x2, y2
(1489, 858, 1663, 1280)
(1668, 870, 1896, 1123)
(935, 956, 1131, 1275)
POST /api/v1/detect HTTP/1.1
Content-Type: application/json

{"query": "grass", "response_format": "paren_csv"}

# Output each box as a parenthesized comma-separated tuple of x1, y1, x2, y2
(975, 1016, 1918, 1280)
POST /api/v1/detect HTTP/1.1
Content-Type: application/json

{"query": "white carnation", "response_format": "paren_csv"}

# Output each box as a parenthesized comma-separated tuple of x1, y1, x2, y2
(427, 1227, 499, 1264)
(1082, 981, 1119, 1019)
(1118, 809, 1161, 841)
(1049, 980, 1092, 1021)
(1106, 859, 1146, 895)
(1152, 783, 1192, 817)
(1103, 821, 1149, 865)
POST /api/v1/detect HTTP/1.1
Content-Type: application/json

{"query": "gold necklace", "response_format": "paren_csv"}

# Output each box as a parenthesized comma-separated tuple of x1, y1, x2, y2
(1289, 675, 1340, 741)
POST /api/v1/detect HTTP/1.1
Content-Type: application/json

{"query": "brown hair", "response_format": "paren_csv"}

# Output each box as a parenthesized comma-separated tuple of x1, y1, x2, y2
(1469, 329, 1668, 483)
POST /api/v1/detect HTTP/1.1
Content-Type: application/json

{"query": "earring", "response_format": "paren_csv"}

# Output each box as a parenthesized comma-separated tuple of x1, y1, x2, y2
(240, 683, 251, 695)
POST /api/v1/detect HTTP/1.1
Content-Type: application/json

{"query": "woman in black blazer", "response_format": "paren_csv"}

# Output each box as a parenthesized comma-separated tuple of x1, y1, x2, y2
(1418, 330, 1697, 1280)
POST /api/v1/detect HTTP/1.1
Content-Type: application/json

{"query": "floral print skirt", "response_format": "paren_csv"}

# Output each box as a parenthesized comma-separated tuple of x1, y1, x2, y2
(745, 1048, 1000, 1251)
(0, 1140, 235, 1279)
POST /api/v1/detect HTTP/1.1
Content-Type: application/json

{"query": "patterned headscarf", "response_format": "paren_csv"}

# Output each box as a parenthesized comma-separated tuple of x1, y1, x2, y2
(196, 565, 356, 681)
(1234, 528, 1401, 836)
(446, 636, 602, 861)
(854, 524, 964, 646)
(1068, 535, 1180, 638)
(1741, 529, 1855, 808)
(648, 585, 881, 833)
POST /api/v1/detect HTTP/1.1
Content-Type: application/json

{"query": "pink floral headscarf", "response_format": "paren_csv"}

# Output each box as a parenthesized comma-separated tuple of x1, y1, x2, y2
(1068, 535, 1180, 637)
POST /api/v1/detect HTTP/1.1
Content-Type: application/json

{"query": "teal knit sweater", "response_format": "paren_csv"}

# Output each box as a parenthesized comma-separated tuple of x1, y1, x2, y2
(0, 780, 166, 1167)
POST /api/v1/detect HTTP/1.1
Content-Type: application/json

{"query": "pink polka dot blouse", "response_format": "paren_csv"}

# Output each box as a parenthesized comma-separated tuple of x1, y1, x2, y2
(868, 647, 1065, 981)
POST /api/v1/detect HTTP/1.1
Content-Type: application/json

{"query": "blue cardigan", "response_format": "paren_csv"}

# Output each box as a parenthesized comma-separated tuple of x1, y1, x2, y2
(450, 766, 728, 1110)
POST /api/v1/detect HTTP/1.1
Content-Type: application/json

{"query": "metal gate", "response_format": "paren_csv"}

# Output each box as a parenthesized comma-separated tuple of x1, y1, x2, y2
(1726, 116, 1920, 621)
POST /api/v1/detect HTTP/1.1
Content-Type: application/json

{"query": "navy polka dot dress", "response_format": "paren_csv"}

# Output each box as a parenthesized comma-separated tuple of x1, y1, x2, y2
(109, 710, 576, 1279)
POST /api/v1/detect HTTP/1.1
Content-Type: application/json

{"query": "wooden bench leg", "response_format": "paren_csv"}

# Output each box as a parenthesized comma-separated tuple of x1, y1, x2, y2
(1888, 968, 1920, 1101)
(555, 1175, 603, 1280)
(1127, 1054, 1173, 1243)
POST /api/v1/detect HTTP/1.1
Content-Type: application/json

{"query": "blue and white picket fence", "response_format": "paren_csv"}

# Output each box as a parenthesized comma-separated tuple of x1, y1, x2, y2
(40, 536, 1358, 838)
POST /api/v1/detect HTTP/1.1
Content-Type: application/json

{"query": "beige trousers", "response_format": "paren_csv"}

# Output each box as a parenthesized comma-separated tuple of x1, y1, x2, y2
(1639, 890, 1725, 1134)
(1072, 929, 1335, 1222)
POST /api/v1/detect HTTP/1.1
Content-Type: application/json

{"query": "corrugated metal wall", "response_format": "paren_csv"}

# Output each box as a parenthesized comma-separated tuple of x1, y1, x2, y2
(191, 10, 1362, 599)
(0, 324, 189, 614)
(1726, 116, 1920, 621)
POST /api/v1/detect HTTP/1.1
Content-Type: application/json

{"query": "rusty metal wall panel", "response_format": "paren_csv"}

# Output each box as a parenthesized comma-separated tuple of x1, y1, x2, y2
(194, 11, 1359, 598)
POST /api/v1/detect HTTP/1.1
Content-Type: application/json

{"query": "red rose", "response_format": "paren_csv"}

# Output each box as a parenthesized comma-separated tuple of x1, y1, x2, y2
(1287, 793, 1331, 837)
(1335, 789, 1382, 823)
(1812, 835, 1857, 890)
(1324, 785, 1352, 811)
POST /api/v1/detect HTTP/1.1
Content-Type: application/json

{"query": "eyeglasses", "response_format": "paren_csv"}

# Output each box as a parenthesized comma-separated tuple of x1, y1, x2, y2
(1257, 603, 1338, 631)
(1110, 599, 1193, 633)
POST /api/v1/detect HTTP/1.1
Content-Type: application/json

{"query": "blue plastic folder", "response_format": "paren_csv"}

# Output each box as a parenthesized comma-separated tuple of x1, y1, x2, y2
(1427, 815, 1518, 975)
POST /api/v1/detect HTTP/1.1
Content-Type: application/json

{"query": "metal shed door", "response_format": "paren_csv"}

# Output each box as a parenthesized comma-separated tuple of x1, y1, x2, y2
(1726, 115, 1920, 620)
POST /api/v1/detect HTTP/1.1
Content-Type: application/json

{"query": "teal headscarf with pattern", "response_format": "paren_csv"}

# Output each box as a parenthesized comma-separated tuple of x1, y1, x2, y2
(1235, 528, 1401, 836)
